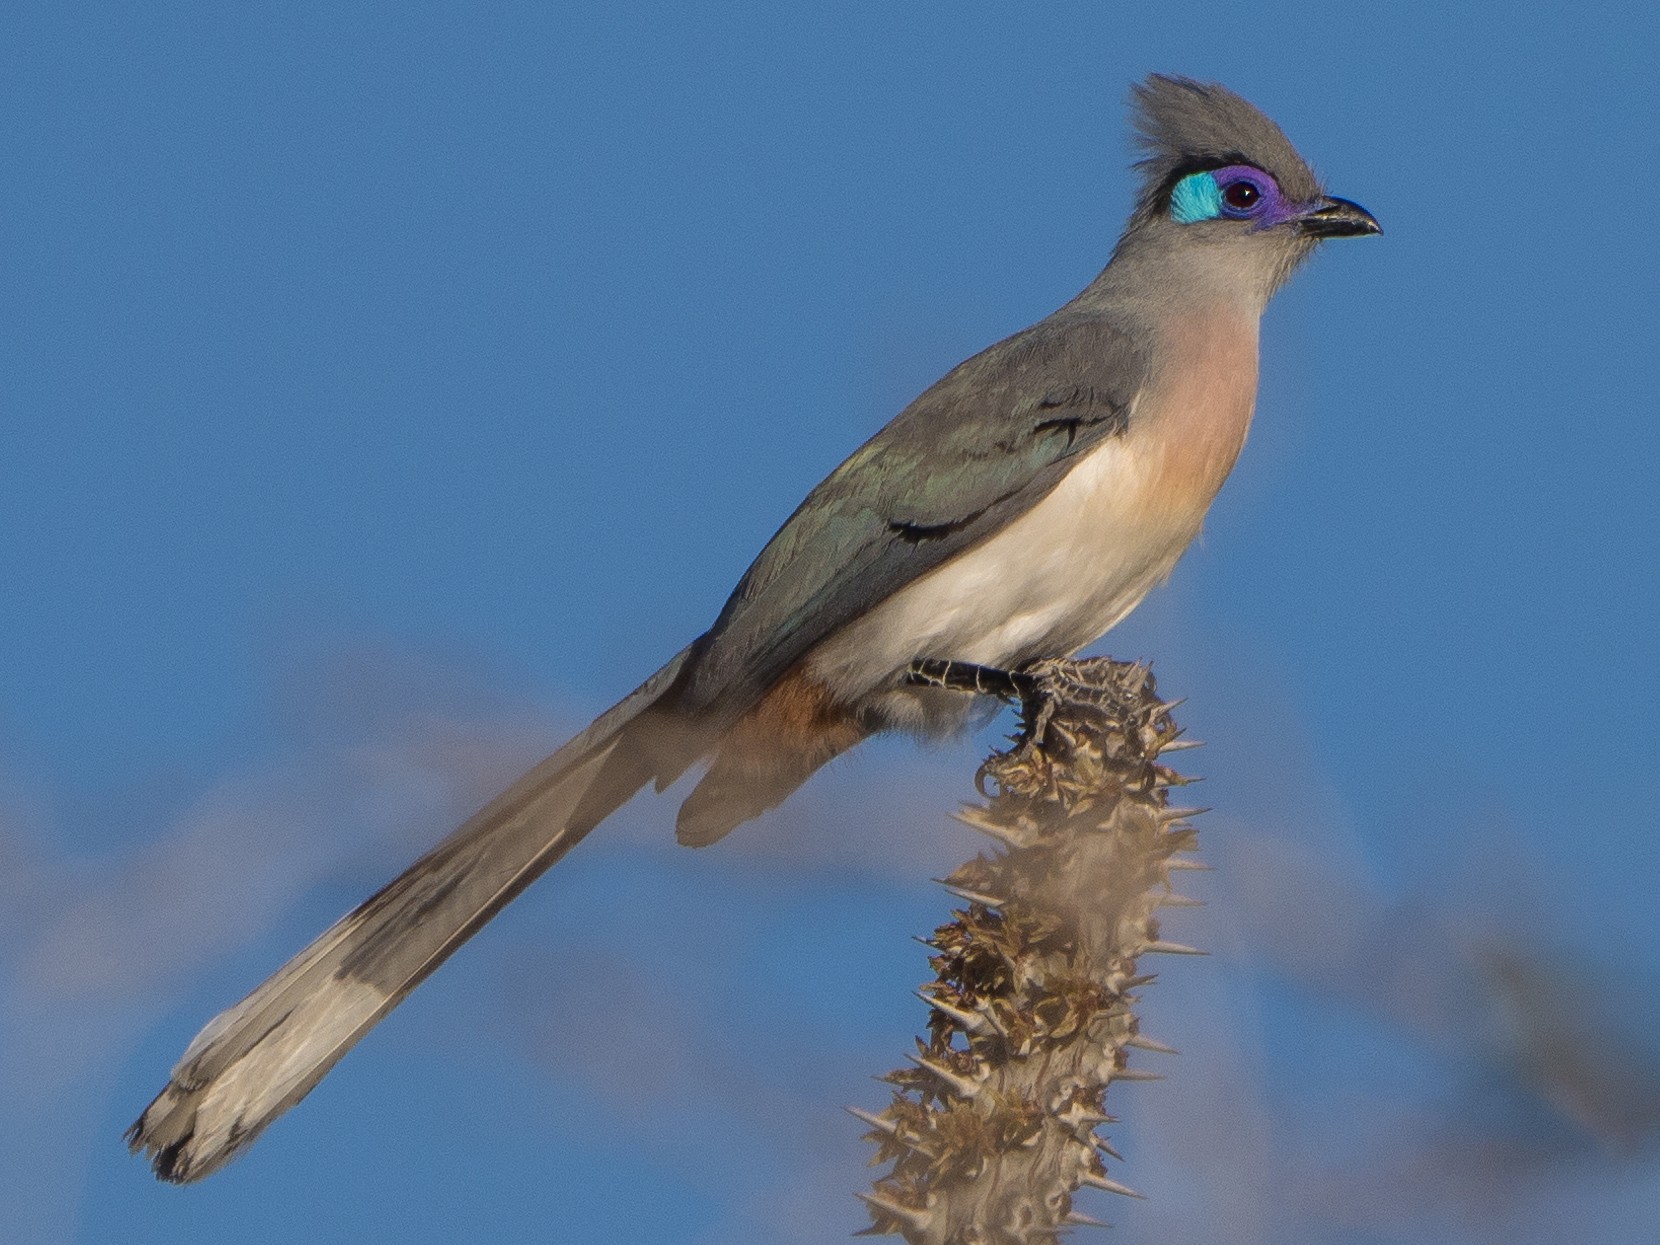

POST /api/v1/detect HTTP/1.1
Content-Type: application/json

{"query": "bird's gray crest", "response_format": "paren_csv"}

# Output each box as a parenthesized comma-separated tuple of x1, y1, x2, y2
(1130, 75, 1322, 208)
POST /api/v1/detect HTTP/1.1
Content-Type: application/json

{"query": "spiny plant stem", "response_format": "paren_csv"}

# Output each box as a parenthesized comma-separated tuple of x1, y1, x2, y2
(858, 657, 1204, 1243)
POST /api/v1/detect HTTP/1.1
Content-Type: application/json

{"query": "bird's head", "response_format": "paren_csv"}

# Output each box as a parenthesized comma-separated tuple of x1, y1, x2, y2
(1123, 75, 1380, 296)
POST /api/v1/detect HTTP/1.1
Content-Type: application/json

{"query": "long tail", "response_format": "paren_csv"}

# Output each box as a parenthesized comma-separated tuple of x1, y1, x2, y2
(128, 649, 696, 1182)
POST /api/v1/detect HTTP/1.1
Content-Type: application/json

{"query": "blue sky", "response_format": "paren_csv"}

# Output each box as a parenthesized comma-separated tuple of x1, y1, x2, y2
(3, 2, 1659, 1242)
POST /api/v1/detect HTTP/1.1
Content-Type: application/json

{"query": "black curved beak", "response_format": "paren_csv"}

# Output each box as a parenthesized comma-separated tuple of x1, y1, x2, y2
(1297, 196, 1382, 239)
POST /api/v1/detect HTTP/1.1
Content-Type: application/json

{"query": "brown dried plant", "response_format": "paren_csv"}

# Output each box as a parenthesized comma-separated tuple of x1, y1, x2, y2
(857, 657, 1205, 1242)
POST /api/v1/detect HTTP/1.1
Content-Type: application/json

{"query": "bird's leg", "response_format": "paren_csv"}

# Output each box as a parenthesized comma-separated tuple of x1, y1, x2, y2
(909, 657, 1175, 802)
(904, 658, 1038, 701)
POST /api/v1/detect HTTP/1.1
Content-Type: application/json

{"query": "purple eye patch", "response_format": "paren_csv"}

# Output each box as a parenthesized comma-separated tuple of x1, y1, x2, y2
(1169, 164, 1304, 228)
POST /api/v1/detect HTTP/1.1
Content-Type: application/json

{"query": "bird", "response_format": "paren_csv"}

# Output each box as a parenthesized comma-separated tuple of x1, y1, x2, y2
(129, 74, 1379, 1181)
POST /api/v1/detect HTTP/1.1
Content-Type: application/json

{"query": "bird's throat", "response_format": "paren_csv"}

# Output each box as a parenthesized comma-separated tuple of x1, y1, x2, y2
(1132, 305, 1260, 525)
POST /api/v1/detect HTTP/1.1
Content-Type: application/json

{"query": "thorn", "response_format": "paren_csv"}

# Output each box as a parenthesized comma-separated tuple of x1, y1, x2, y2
(1159, 807, 1210, 823)
(846, 1106, 898, 1136)
(1064, 1107, 1114, 1127)
(1091, 1135, 1124, 1161)
(1111, 1067, 1164, 1083)
(1080, 1172, 1145, 1199)
(1063, 1210, 1112, 1229)
(939, 883, 1008, 907)
(1157, 696, 1188, 713)
(1155, 891, 1204, 907)
(915, 989, 985, 1032)
(953, 809, 1025, 846)
(1158, 737, 1204, 752)
(855, 1192, 933, 1230)
(1126, 1035, 1179, 1055)
(1143, 940, 1206, 956)
(974, 1001, 1011, 1037)
(912, 935, 940, 949)
(906, 1053, 980, 1098)
(1165, 858, 1211, 871)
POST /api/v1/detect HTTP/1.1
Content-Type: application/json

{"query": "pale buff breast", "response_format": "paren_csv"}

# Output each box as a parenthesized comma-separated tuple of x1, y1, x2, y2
(808, 306, 1260, 713)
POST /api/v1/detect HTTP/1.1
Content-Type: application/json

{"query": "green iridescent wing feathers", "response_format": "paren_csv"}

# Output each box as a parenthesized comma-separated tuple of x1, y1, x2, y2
(678, 313, 1148, 715)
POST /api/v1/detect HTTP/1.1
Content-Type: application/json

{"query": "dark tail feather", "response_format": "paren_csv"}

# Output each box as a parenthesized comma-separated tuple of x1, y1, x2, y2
(128, 649, 694, 1183)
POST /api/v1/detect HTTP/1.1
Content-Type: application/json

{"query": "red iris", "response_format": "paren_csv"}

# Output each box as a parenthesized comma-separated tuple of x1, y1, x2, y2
(1222, 180, 1260, 211)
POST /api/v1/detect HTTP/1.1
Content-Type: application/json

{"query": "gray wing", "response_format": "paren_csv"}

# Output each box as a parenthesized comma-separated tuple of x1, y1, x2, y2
(678, 311, 1149, 715)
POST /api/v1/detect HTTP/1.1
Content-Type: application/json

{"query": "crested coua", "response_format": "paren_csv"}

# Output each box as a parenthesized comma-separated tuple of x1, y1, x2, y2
(131, 75, 1379, 1180)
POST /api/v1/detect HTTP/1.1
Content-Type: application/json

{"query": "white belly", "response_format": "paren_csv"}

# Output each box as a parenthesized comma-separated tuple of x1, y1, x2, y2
(806, 434, 1203, 706)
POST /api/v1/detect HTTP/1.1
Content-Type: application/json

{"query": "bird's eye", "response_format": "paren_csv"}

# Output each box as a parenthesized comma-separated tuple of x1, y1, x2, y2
(1221, 180, 1261, 212)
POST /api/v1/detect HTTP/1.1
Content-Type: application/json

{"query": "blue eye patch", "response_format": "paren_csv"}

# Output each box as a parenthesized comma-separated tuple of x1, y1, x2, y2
(1169, 171, 1223, 224)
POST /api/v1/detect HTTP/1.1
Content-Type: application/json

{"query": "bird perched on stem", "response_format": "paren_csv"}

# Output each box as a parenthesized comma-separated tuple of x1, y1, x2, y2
(130, 74, 1379, 1181)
